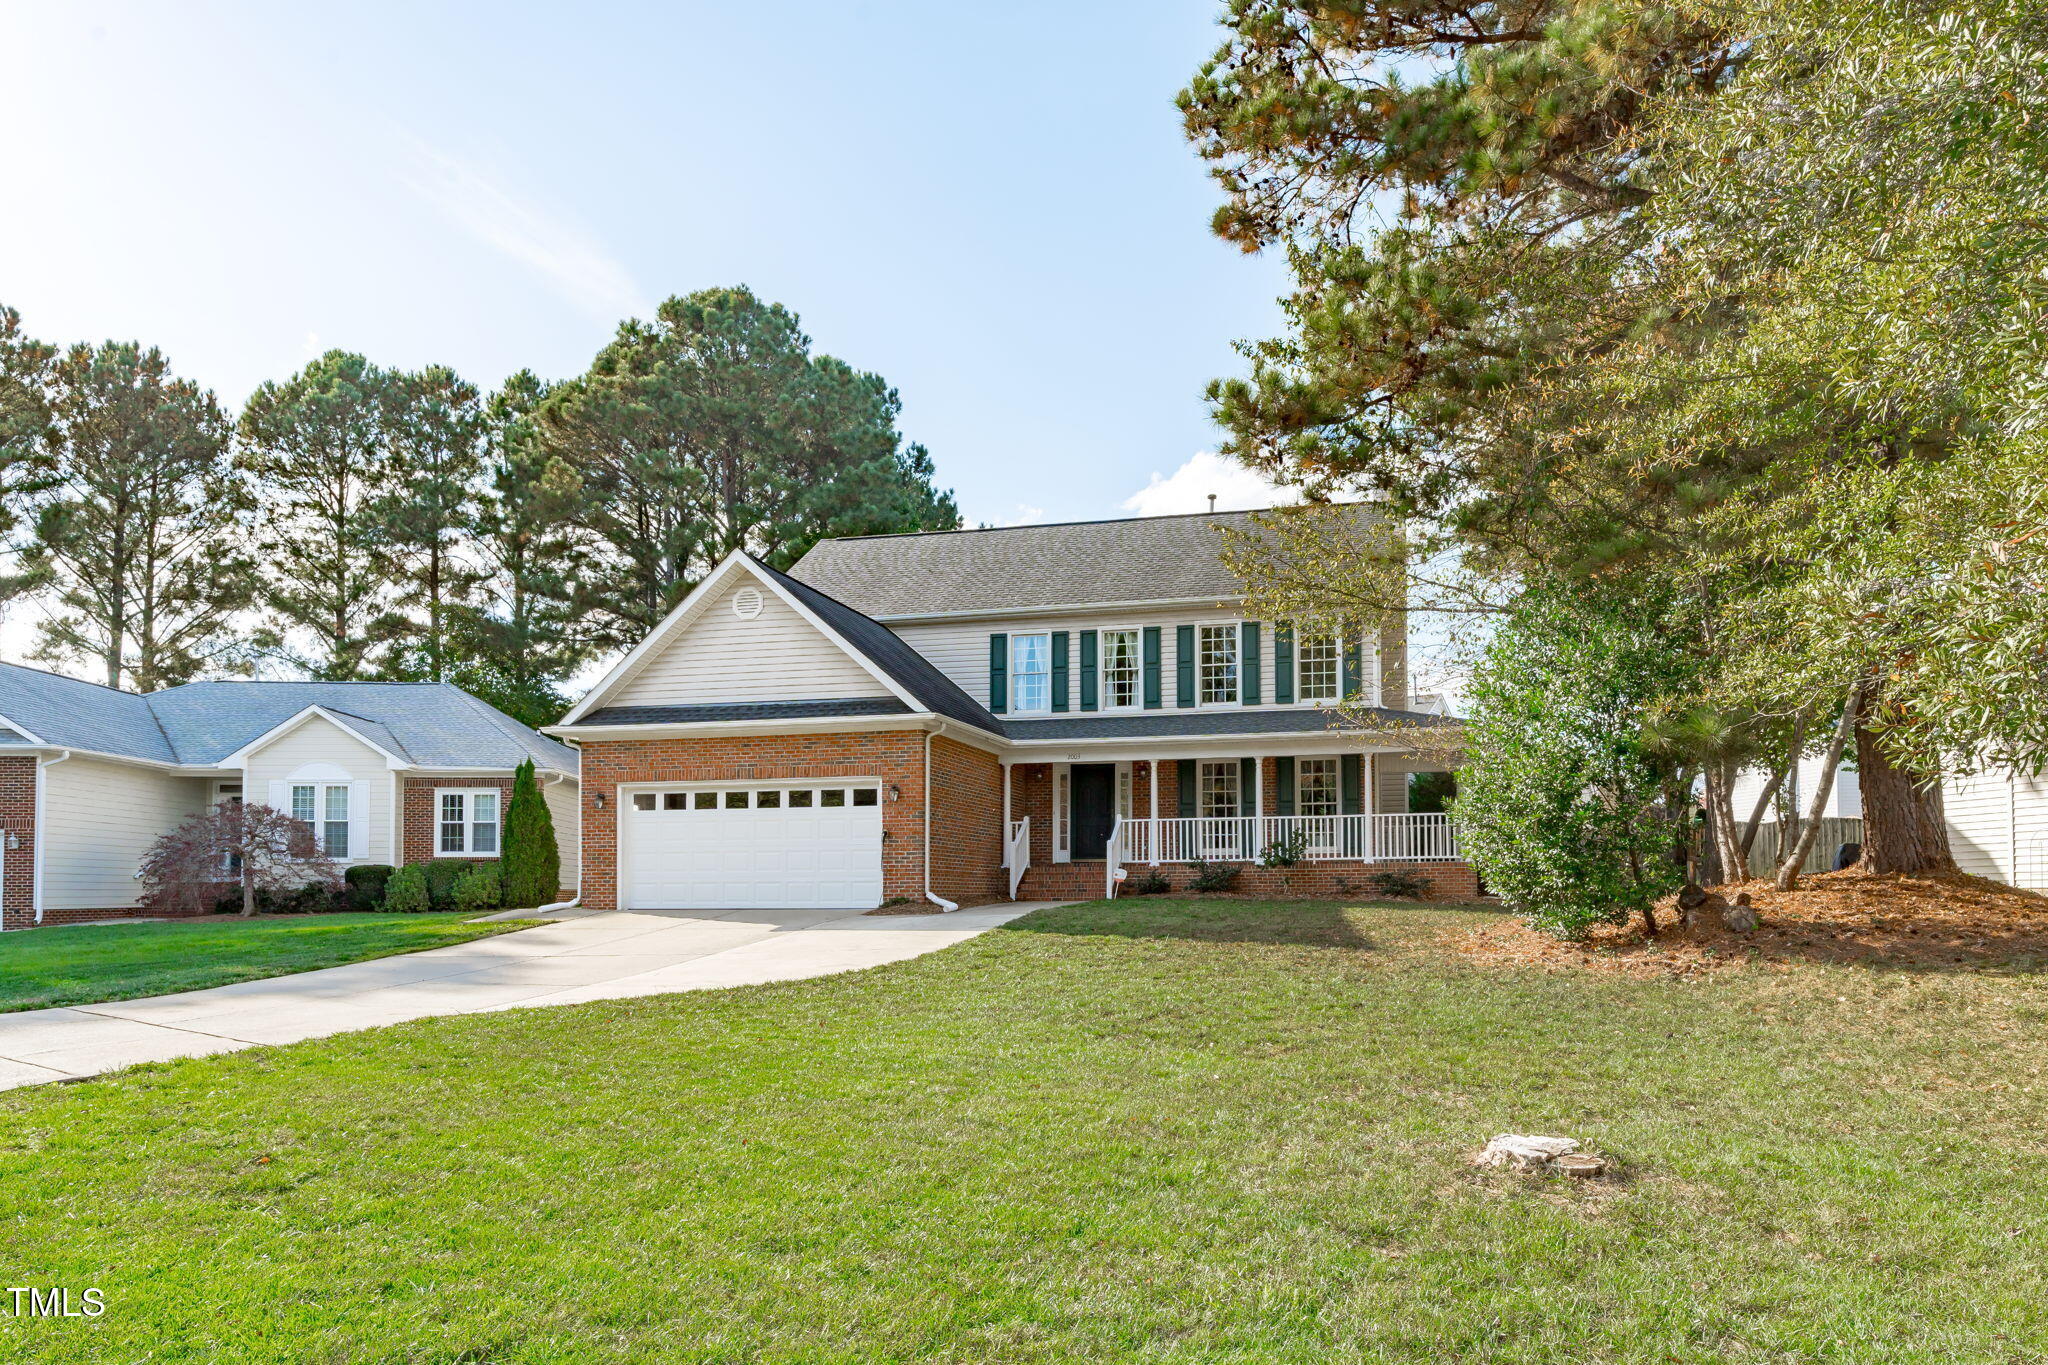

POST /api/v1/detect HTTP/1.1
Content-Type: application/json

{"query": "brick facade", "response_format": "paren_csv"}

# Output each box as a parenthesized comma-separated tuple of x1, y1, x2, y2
(401, 775, 514, 868)
(576, 729, 979, 912)
(927, 735, 1006, 906)
(0, 756, 35, 931)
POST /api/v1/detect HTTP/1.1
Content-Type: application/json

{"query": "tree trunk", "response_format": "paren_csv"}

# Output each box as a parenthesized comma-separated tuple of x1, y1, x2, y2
(1852, 688, 1955, 875)
(1776, 682, 1863, 890)
(1704, 761, 1747, 884)
(241, 859, 256, 917)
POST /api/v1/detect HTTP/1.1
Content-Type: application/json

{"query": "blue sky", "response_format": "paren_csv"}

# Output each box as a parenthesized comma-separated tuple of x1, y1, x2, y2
(0, 1, 1297, 527)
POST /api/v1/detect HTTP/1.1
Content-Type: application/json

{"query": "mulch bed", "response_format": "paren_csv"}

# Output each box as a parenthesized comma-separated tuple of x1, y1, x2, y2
(1459, 869, 2048, 977)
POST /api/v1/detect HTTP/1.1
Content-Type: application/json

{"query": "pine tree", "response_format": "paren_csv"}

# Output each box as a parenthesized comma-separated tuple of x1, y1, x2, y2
(499, 758, 560, 909)
(534, 287, 959, 650)
(372, 364, 486, 681)
(237, 351, 399, 679)
(449, 371, 585, 727)
(26, 341, 255, 689)
(0, 306, 57, 576)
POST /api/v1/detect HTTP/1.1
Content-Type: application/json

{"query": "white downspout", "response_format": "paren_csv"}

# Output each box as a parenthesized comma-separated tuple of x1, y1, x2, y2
(32, 750, 70, 926)
(923, 729, 957, 913)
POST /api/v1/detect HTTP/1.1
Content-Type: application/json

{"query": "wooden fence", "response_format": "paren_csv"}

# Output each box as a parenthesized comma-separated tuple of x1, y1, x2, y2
(1741, 817, 1865, 876)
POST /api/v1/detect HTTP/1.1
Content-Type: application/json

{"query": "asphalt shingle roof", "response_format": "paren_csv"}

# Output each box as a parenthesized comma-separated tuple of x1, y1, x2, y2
(788, 511, 1280, 618)
(0, 664, 577, 774)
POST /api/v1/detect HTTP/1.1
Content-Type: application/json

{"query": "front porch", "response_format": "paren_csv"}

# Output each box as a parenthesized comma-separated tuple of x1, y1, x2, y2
(999, 752, 1468, 901)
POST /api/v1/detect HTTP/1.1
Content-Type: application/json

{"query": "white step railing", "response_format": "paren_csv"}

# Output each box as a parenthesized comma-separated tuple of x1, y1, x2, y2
(1104, 815, 1126, 898)
(1119, 813, 1459, 864)
(1004, 817, 1031, 900)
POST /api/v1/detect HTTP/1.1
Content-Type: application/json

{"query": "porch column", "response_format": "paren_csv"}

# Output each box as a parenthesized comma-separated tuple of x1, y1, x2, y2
(1000, 762, 1012, 867)
(1148, 757, 1160, 865)
(1251, 755, 1265, 859)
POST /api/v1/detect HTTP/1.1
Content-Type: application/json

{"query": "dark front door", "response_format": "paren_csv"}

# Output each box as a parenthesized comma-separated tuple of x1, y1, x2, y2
(1071, 764, 1116, 860)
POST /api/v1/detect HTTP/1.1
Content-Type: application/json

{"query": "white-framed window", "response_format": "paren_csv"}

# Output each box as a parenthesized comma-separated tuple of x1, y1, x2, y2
(437, 788, 501, 856)
(1055, 766, 1071, 859)
(1010, 632, 1052, 714)
(1296, 628, 1342, 703)
(1100, 628, 1141, 709)
(291, 782, 351, 859)
(1116, 763, 1134, 819)
(1197, 760, 1241, 819)
(1298, 757, 1340, 816)
(1198, 623, 1240, 705)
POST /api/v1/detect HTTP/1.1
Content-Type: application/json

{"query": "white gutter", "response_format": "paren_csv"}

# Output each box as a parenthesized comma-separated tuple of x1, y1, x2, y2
(541, 769, 581, 909)
(921, 730, 957, 913)
(32, 749, 70, 925)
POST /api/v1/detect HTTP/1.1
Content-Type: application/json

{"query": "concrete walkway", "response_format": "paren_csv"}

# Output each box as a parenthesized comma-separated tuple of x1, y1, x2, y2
(0, 902, 1061, 1092)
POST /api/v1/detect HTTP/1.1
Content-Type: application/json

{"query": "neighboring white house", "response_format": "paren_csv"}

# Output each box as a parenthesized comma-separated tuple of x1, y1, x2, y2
(0, 667, 579, 928)
(1944, 766, 2048, 890)
(1730, 754, 1864, 825)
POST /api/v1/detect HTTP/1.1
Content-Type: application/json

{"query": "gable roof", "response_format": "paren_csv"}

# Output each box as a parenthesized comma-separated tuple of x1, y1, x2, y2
(0, 662, 577, 774)
(746, 558, 1002, 734)
(559, 552, 1004, 737)
(787, 510, 1285, 618)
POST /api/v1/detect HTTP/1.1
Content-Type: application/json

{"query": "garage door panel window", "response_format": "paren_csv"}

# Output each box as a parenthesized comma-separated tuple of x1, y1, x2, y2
(437, 789, 500, 856)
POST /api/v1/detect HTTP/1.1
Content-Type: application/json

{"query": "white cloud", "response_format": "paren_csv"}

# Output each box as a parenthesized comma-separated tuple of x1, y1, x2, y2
(1121, 451, 1298, 517)
(400, 136, 650, 324)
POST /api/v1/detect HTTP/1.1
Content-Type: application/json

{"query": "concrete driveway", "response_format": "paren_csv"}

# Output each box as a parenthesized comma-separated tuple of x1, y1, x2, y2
(0, 902, 1061, 1092)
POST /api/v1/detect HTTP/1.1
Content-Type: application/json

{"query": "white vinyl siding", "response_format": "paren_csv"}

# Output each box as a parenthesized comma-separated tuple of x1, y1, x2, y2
(1945, 766, 2048, 889)
(243, 715, 392, 865)
(891, 607, 1392, 714)
(543, 778, 580, 889)
(607, 576, 891, 709)
(40, 758, 211, 911)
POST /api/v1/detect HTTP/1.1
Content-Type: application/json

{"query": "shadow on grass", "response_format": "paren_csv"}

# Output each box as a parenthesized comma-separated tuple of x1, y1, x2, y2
(1003, 897, 1385, 949)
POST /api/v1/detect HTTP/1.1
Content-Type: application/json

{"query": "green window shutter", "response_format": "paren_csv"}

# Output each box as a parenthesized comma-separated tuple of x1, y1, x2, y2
(1142, 627, 1162, 709)
(1176, 624, 1196, 708)
(1078, 630, 1098, 711)
(1051, 632, 1070, 712)
(1274, 623, 1294, 704)
(988, 634, 1008, 714)
(1177, 759, 1197, 819)
(1240, 757, 1258, 813)
(1243, 622, 1262, 705)
(1340, 754, 1363, 815)
(1343, 635, 1363, 702)
(1275, 756, 1295, 816)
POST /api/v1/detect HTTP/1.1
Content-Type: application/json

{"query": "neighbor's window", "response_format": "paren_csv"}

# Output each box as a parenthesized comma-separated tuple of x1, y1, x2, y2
(1100, 629, 1140, 708)
(1011, 633, 1051, 712)
(1198, 624, 1240, 705)
(1296, 628, 1341, 702)
(292, 783, 350, 858)
(437, 789, 500, 856)
(1298, 758, 1340, 817)
(1197, 760, 1240, 819)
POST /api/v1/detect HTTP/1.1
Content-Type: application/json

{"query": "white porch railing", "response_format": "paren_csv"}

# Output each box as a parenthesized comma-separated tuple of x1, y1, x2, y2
(1119, 813, 1459, 865)
(1004, 817, 1031, 900)
(1104, 815, 1126, 899)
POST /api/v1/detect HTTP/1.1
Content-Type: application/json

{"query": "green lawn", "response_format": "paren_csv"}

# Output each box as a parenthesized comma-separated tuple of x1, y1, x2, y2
(0, 912, 529, 1013)
(2, 897, 2045, 1362)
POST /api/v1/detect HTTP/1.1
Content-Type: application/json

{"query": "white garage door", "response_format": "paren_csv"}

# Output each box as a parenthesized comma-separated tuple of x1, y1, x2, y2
(621, 783, 884, 910)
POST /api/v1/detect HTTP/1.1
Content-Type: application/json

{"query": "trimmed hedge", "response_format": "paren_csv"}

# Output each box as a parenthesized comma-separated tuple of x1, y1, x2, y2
(344, 864, 395, 911)
(384, 865, 430, 914)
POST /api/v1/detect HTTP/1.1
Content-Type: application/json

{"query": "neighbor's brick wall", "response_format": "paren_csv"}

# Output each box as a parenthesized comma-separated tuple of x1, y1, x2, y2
(0, 756, 35, 930)
(401, 776, 514, 867)
(929, 736, 1005, 907)
(576, 730, 929, 911)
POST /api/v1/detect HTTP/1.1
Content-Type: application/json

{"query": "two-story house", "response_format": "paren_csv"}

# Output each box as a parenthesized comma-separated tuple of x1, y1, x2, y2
(548, 510, 1470, 911)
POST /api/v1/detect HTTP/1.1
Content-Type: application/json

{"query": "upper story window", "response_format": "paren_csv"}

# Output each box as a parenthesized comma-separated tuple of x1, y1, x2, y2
(1297, 628, 1341, 703)
(1010, 633, 1051, 713)
(1198, 623, 1239, 705)
(439, 789, 501, 856)
(1101, 629, 1140, 709)
(291, 783, 350, 859)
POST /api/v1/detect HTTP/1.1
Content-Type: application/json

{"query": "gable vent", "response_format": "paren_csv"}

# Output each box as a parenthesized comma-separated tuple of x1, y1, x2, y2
(732, 586, 764, 620)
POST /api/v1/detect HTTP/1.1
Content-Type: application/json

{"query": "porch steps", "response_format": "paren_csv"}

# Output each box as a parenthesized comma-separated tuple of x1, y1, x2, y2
(1017, 862, 1116, 901)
